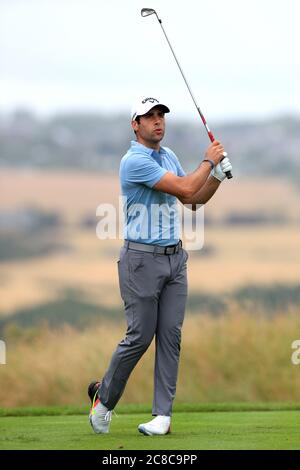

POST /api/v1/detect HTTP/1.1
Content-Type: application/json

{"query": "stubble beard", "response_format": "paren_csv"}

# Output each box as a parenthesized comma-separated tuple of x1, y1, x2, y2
(147, 129, 165, 145)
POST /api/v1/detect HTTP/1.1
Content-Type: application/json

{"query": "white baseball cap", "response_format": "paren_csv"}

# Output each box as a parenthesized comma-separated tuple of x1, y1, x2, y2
(131, 96, 170, 121)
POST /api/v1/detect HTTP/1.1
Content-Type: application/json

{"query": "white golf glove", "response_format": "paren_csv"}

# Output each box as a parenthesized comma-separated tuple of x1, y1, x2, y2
(212, 156, 233, 182)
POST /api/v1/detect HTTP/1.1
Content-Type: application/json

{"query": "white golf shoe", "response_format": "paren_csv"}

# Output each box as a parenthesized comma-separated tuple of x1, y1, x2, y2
(89, 397, 113, 434)
(88, 381, 113, 434)
(138, 415, 171, 436)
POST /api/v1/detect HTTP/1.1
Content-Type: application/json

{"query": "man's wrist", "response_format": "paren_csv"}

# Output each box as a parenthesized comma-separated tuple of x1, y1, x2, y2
(202, 159, 215, 170)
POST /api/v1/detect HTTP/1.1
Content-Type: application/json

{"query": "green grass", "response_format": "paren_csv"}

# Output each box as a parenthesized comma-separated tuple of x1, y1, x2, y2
(0, 404, 300, 450)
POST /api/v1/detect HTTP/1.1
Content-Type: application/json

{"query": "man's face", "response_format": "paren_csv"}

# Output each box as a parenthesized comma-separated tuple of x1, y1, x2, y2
(132, 105, 166, 147)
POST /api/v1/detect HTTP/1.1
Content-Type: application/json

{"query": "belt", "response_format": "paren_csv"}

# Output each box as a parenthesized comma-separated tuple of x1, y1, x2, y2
(124, 240, 182, 255)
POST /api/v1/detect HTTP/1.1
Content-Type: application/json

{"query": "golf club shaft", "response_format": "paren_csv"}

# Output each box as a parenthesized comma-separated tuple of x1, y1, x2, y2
(146, 9, 232, 179)
(158, 20, 213, 140)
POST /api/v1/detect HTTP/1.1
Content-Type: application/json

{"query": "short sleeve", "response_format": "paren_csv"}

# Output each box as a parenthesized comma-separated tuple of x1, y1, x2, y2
(124, 154, 168, 188)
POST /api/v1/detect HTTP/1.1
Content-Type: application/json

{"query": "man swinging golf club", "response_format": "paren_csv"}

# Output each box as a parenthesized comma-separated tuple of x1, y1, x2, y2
(88, 96, 233, 436)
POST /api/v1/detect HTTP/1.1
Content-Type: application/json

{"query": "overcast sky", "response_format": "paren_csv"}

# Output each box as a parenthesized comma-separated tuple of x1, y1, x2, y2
(1, 0, 299, 122)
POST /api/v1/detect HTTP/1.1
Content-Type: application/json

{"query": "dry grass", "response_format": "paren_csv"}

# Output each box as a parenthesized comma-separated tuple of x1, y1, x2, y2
(1, 170, 300, 221)
(1, 225, 300, 314)
(0, 170, 120, 223)
(1, 310, 300, 407)
(1, 171, 300, 314)
(187, 226, 300, 291)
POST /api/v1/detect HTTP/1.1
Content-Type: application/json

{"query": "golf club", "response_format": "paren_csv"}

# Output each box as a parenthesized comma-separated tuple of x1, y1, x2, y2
(141, 7, 233, 179)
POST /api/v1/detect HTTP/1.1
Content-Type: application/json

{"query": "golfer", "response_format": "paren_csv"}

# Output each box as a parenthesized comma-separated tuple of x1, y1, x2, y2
(88, 96, 232, 435)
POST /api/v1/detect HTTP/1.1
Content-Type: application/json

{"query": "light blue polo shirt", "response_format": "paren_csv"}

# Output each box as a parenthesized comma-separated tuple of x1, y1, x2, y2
(120, 140, 186, 246)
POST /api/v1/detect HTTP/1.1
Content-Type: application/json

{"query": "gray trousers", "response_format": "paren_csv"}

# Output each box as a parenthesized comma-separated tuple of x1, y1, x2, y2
(99, 242, 188, 416)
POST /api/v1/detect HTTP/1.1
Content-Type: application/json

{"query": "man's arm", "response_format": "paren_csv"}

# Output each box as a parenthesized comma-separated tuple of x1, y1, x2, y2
(179, 174, 221, 210)
(179, 157, 233, 210)
(153, 141, 225, 199)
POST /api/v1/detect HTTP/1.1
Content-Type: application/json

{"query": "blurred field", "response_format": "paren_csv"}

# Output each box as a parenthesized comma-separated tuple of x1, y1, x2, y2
(0, 227, 300, 315)
(1, 170, 300, 408)
(1, 226, 300, 315)
(1, 170, 300, 220)
(1, 170, 300, 315)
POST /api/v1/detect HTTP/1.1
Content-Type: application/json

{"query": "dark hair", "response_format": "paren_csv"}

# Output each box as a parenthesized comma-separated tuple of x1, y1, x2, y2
(133, 116, 140, 135)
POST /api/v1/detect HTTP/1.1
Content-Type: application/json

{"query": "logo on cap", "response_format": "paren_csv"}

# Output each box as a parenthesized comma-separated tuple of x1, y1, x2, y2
(141, 97, 159, 104)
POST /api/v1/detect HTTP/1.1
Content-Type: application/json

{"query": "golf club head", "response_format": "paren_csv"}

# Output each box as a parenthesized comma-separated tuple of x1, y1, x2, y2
(141, 8, 156, 17)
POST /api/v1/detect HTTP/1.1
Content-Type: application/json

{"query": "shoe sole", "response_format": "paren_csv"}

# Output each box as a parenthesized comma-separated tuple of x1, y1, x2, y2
(138, 425, 171, 436)
(138, 425, 153, 436)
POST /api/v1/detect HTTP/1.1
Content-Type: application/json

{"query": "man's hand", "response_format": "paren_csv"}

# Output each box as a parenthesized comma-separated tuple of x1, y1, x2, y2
(204, 140, 226, 167)
(212, 156, 233, 182)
